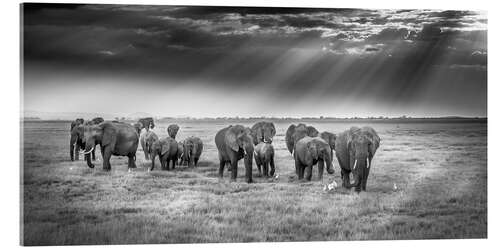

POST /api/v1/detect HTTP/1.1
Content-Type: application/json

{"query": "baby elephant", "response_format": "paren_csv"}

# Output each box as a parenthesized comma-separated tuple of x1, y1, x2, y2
(150, 137, 178, 171)
(182, 136, 203, 167)
(254, 142, 275, 177)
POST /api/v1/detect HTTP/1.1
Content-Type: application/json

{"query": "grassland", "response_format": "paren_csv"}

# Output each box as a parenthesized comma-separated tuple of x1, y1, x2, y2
(21, 121, 487, 245)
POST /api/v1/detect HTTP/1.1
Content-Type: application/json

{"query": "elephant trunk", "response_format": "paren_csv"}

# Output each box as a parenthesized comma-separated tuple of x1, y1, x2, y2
(85, 149, 94, 168)
(244, 150, 253, 183)
(347, 156, 367, 189)
(325, 154, 334, 174)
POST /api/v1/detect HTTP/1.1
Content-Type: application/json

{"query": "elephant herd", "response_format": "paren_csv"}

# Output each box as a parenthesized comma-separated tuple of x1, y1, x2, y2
(69, 118, 380, 192)
(70, 117, 203, 171)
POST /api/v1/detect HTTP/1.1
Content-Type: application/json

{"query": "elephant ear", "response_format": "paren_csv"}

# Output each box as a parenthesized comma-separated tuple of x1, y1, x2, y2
(307, 126, 319, 137)
(320, 132, 336, 150)
(225, 128, 241, 152)
(249, 128, 259, 146)
(285, 124, 297, 154)
(101, 123, 116, 147)
(367, 131, 380, 157)
(161, 140, 170, 155)
(270, 123, 276, 137)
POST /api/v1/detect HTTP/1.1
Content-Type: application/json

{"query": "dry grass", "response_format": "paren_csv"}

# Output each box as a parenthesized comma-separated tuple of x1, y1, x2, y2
(21, 121, 487, 245)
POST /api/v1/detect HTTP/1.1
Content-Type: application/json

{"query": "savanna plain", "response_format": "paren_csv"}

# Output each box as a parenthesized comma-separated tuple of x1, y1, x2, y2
(21, 120, 487, 245)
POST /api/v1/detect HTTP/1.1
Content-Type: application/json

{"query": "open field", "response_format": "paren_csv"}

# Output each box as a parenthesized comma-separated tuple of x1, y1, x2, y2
(21, 120, 487, 245)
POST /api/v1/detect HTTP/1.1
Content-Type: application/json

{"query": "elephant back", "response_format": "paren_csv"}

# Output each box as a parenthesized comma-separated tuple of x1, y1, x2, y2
(110, 122, 140, 142)
(159, 137, 178, 156)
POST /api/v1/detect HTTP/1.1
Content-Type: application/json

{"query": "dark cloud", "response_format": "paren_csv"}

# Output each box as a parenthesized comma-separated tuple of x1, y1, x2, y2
(22, 4, 487, 116)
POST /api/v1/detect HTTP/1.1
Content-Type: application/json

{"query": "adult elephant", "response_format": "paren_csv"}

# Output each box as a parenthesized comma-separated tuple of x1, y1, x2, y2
(294, 137, 334, 181)
(167, 124, 180, 139)
(182, 136, 203, 167)
(141, 130, 158, 160)
(335, 126, 380, 192)
(215, 125, 254, 183)
(285, 123, 319, 154)
(250, 121, 276, 145)
(82, 121, 139, 171)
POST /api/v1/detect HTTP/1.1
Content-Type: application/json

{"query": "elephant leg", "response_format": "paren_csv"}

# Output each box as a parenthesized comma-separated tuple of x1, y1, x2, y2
(230, 159, 238, 181)
(257, 163, 262, 176)
(354, 174, 362, 193)
(172, 158, 176, 170)
(341, 168, 350, 189)
(70, 144, 75, 161)
(75, 145, 80, 161)
(245, 160, 253, 184)
(102, 147, 112, 171)
(91, 148, 96, 161)
(305, 165, 313, 181)
(194, 158, 199, 167)
(101, 146, 105, 161)
(159, 155, 165, 170)
(269, 157, 275, 176)
(128, 153, 136, 169)
(219, 160, 225, 178)
(150, 155, 156, 171)
(296, 161, 304, 179)
(263, 162, 269, 177)
(318, 160, 324, 181)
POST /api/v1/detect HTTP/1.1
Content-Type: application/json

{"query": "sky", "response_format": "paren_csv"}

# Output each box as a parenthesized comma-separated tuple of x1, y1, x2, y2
(22, 4, 487, 118)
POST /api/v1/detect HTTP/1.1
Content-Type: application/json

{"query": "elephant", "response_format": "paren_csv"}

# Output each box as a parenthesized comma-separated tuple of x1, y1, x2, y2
(215, 125, 254, 183)
(254, 142, 275, 177)
(294, 136, 334, 181)
(82, 121, 139, 171)
(150, 137, 178, 171)
(319, 131, 337, 158)
(250, 121, 276, 145)
(285, 123, 319, 154)
(137, 117, 155, 132)
(140, 130, 158, 161)
(181, 136, 203, 167)
(334, 126, 380, 192)
(167, 124, 180, 139)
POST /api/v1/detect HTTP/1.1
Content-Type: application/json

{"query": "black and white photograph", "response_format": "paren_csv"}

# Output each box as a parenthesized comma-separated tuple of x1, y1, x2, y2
(20, 1, 487, 246)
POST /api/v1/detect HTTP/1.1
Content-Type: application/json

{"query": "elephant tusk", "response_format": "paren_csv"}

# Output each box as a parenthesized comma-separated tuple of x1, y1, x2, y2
(367, 158, 370, 168)
(81, 146, 94, 155)
(353, 159, 357, 170)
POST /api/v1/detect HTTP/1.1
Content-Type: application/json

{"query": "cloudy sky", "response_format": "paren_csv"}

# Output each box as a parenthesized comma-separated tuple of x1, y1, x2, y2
(22, 3, 487, 118)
